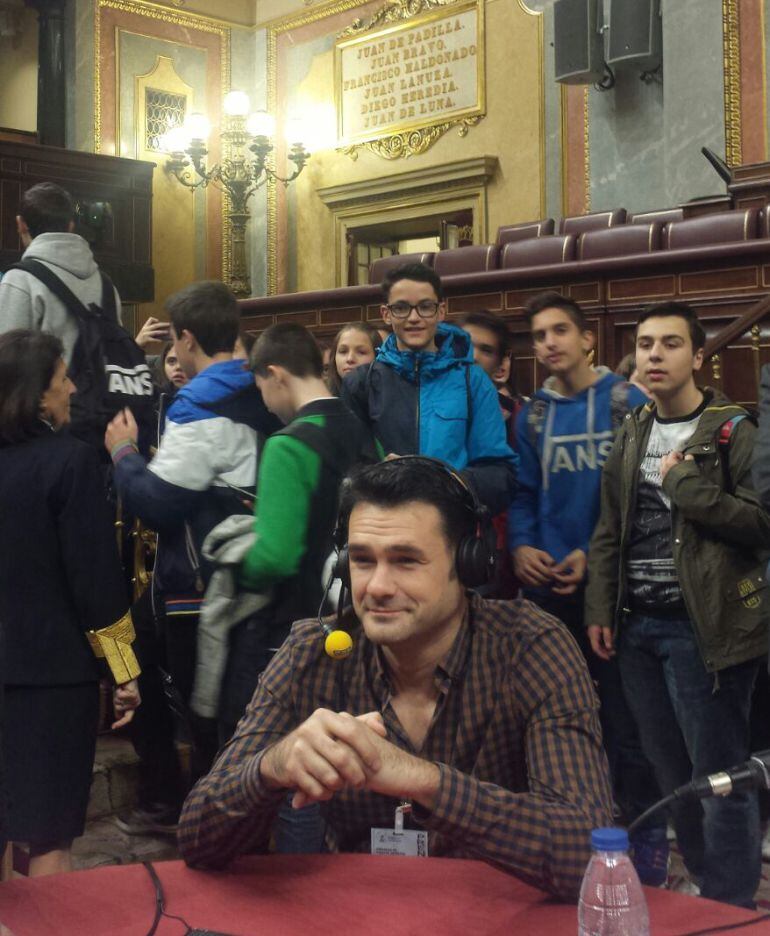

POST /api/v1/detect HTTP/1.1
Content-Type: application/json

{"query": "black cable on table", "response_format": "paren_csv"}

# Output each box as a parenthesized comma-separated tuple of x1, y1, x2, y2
(142, 861, 192, 935)
(674, 914, 770, 935)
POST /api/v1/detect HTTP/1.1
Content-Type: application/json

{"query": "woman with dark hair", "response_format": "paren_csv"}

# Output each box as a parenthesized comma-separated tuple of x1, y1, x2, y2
(327, 322, 382, 396)
(0, 330, 141, 876)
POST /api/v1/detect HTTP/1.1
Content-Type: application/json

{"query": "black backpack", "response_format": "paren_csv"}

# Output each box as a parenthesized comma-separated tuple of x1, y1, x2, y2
(9, 259, 155, 453)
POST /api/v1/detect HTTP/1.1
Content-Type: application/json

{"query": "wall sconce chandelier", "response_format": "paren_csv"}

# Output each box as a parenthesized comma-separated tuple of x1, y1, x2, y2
(164, 90, 310, 298)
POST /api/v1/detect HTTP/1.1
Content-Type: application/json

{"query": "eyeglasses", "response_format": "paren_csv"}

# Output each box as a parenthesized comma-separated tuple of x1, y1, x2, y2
(386, 300, 441, 320)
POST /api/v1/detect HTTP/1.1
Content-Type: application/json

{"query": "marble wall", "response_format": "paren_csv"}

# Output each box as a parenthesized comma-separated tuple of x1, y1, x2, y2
(244, 27, 269, 299)
(0, 7, 37, 132)
(66, 0, 95, 152)
(540, 0, 728, 218)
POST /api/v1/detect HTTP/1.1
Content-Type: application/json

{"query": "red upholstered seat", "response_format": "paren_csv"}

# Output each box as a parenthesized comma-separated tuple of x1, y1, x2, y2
(579, 222, 664, 261)
(501, 234, 577, 268)
(558, 208, 627, 235)
(663, 208, 760, 249)
(368, 251, 435, 285)
(495, 218, 555, 246)
(628, 208, 684, 225)
(433, 244, 500, 277)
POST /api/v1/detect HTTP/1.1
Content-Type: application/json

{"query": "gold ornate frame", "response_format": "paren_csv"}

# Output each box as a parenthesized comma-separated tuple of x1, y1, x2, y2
(93, 0, 232, 281)
(334, 0, 485, 160)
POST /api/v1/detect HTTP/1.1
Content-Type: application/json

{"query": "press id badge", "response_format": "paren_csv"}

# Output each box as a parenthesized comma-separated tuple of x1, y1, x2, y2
(370, 802, 429, 857)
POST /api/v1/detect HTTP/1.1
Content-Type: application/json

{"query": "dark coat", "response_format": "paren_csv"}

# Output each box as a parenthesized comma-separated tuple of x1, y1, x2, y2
(586, 389, 770, 672)
(0, 429, 129, 685)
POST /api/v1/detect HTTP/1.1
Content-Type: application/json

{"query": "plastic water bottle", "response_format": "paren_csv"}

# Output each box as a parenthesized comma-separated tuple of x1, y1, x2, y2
(578, 828, 650, 936)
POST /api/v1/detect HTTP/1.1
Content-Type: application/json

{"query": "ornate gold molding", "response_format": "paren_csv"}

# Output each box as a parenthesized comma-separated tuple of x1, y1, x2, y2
(762, 0, 769, 160)
(100, 0, 243, 30)
(338, 0, 461, 38)
(93, 0, 232, 281)
(343, 115, 481, 160)
(722, 0, 742, 167)
(584, 86, 591, 212)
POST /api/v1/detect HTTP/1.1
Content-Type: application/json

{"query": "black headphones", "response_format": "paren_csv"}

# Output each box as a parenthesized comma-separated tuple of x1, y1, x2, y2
(332, 455, 497, 590)
(319, 457, 497, 659)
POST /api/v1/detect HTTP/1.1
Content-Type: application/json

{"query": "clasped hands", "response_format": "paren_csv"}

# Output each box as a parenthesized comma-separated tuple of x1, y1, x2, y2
(259, 708, 439, 811)
(513, 546, 587, 595)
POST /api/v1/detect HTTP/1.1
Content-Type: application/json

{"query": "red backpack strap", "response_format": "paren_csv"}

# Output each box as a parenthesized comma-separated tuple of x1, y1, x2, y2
(718, 418, 739, 448)
(717, 414, 748, 493)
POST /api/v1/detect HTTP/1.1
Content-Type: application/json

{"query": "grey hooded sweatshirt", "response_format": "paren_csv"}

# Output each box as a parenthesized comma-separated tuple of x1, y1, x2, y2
(0, 232, 121, 366)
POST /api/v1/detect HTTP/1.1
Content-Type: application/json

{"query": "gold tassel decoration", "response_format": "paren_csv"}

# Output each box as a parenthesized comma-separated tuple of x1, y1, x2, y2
(87, 611, 141, 684)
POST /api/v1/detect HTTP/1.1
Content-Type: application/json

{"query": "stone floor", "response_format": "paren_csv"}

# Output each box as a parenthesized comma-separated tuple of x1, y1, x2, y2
(75, 733, 180, 871)
(72, 819, 178, 871)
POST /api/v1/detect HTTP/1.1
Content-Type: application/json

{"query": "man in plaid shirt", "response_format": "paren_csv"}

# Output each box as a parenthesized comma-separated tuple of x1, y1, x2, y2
(178, 459, 612, 899)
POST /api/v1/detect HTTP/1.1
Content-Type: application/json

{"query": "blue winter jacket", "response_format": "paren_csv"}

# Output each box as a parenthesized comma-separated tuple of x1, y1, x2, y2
(508, 368, 647, 563)
(341, 323, 518, 514)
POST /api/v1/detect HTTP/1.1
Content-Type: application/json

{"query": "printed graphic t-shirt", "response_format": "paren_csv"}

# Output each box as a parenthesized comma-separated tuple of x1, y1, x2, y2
(626, 397, 707, 611)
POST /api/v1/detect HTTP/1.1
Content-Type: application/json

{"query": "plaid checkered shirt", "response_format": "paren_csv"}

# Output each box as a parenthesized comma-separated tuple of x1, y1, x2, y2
(178, 594, 613, 899)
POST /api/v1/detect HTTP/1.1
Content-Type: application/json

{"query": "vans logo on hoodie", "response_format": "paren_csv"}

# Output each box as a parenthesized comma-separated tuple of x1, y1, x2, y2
(106, 363, 154, 396)
(548, 432, 615, 474)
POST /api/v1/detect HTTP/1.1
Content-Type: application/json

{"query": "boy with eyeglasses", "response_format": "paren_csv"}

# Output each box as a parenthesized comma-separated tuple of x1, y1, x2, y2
(341, 263, 517, 514)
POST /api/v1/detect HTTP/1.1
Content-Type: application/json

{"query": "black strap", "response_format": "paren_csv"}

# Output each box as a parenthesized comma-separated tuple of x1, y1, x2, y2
(465, 363, 473, 447)
(278, 419, 372, 477)
(98, 270, 118, 323)
(8, 259, 117, 324)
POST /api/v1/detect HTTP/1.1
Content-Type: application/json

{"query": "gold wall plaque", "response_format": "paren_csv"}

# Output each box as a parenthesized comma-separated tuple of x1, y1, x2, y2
(335, 0, 485, 159)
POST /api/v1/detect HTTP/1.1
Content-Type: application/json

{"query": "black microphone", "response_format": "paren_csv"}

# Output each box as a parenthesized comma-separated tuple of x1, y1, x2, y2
(674, 750, 770, 800)
(316, 569, 353, 660)
(701, 146, 732, 185)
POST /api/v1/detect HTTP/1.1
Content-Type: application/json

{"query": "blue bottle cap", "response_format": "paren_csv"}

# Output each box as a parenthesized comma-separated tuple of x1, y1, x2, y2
(591, 827, 629, 852)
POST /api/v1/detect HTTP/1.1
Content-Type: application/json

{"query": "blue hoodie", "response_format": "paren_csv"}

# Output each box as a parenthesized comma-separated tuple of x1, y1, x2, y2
(508, 368, 647, 562)
(342, 323, 518, 514)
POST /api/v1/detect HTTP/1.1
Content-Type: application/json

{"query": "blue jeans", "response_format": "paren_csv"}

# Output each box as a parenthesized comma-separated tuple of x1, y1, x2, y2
(619, 612, 761, 908)
(531, 592, 664, 831)
(273, 794, 324, 854)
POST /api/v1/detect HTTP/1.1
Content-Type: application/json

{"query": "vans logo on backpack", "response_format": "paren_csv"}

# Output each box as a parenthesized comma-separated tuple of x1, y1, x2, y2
(106, 364, 153, 396)
(9, 258, 156, 452)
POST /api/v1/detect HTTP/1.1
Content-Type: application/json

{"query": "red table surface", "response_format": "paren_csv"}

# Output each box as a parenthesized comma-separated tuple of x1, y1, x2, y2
(0, 854, 768, 936)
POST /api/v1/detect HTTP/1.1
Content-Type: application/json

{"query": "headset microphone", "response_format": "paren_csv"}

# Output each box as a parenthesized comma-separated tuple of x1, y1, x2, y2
(317, 456, 495, 660)
(317, 560, 353, 660)
(320, 621, 353, 660)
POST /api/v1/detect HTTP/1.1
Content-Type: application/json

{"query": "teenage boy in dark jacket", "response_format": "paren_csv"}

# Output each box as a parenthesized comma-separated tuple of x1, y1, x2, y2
(586, 301, 770, 908)
(342, 263, 517, 514)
